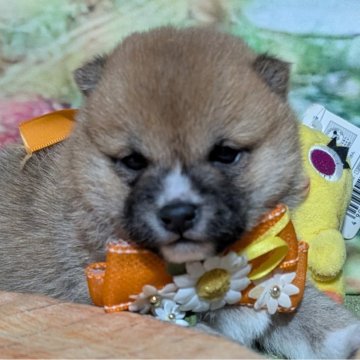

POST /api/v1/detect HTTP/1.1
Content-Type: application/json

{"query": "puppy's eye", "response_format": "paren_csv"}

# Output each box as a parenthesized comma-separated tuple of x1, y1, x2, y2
(209, 145, 241, 164)
(120, 152, 148, 171)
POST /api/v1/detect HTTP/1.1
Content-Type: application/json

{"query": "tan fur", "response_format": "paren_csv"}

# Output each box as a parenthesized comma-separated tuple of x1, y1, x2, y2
(0, 27, 358, 358)
(77, 27, 306, 226)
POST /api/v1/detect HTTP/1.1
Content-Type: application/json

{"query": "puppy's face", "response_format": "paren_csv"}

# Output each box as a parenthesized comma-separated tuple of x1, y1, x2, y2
(70, 27, 307, 263)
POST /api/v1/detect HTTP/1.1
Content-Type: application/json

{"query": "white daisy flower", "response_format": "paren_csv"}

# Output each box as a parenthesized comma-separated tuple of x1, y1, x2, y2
(129, 283, 177, 314)
(153, 299, 189, 327)
(173, 251, 251, 312)
(248, 272, 300, 315)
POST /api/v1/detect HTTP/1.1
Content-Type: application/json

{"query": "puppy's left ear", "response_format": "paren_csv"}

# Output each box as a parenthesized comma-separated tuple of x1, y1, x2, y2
(253, 54, 290, 98)
(74, 55, 107, 96)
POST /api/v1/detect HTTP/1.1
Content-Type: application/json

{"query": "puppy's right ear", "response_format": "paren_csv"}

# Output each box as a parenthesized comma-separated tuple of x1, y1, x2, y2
(253, 54, 290, 99)
(74, 55, 107, 96)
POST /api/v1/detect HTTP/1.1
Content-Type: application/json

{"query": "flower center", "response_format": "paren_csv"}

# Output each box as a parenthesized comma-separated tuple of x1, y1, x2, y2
(270, 285, 281, 299)
(168, 313, 176, 321)
(149, 295, 162, 307)
(196, 268, 230, 301)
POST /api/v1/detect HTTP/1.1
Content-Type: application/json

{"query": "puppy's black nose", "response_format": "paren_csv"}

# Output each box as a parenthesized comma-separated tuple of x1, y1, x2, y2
(158, 203, 198, 233)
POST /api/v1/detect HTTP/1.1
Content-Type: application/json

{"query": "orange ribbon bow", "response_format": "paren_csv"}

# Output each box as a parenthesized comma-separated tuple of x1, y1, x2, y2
(86, 204, 308, 313)
(19, 109, 76, 154)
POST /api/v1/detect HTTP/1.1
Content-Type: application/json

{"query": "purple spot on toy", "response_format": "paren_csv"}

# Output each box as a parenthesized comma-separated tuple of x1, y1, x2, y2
(310, 149, 336, 176)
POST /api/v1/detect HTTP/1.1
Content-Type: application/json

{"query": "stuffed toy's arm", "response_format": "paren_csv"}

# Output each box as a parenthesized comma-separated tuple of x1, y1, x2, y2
(307, 229, 346, 280)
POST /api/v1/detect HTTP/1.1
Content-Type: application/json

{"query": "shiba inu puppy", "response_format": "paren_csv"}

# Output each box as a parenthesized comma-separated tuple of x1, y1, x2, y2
(0, 27, 359, 358)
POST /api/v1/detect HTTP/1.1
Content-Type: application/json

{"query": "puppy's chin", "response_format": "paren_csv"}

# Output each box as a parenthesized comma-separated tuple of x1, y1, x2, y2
(160, 241, 215, 263)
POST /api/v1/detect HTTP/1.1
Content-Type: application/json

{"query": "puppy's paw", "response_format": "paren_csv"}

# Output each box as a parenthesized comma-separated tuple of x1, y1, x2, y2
(260, 285, 360, 359)
(323, 323, 360, 359)
(193, 322, 223, 337)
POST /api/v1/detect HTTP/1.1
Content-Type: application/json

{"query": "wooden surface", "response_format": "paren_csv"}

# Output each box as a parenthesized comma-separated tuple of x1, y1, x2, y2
(0, 291, 262, 359)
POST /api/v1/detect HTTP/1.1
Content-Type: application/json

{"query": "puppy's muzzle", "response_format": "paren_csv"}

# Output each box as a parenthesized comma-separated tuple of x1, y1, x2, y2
(158, 202, 198, 234)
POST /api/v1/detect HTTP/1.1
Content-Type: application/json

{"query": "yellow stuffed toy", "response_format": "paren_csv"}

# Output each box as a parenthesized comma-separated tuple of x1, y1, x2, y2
(292, 124, 353, 302)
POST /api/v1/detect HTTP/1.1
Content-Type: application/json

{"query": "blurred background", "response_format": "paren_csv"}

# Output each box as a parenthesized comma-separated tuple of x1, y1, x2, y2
(0, 0, 360, 293)
(1, 0, 359, 122)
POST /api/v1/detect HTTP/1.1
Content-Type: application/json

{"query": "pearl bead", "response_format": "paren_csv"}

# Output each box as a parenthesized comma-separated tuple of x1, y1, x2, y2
(168, 313, 176, 320)
(149, 295, 161, 306)
(270, 285, 281, 299)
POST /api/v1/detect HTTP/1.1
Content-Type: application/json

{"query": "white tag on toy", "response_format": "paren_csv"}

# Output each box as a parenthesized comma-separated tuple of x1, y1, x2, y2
(302, 104, 360, 239)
